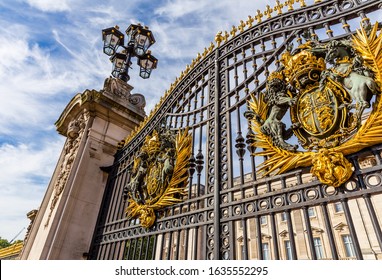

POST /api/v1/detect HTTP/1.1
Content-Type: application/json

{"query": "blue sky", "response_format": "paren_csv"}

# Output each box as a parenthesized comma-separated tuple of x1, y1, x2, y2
(0, 0, 282, 241)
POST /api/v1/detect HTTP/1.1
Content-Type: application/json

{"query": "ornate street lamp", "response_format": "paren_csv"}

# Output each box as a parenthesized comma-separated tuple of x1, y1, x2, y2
(102, 24, 158, 82)
(138, 51, 158, 79)
(102, 26, 124, 56)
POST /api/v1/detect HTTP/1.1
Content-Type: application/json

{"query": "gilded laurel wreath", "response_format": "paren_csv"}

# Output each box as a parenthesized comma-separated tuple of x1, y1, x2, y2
(125, 127, 192, 228)
(248, 23, 382, 187)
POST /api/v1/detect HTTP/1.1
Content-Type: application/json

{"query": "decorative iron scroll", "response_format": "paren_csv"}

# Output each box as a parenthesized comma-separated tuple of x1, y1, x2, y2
(247, 23, 382, 187)
(124, 127, 192, 228)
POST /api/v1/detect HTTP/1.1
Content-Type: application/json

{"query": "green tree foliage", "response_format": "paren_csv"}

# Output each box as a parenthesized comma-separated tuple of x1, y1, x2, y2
(0, 237, 11, 249)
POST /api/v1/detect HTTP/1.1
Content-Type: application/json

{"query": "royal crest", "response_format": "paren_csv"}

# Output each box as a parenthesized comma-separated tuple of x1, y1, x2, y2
(124, 127, 192, 228)
(247, 23, 382, 187)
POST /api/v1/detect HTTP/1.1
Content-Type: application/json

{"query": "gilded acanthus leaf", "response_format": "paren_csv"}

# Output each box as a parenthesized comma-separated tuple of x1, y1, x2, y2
(352, 23, 382, 87)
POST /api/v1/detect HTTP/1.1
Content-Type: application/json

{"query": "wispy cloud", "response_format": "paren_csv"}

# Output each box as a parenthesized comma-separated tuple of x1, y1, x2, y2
(0, 139, 64, 240)
(25, 0, 71, 12)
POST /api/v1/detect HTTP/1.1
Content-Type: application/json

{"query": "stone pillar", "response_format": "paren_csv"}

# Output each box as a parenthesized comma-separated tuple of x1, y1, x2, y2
(20, 78, 145, 259)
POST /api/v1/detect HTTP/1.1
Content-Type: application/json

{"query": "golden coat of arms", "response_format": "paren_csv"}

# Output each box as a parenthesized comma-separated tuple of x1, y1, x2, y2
(124, 127, 192, 228)
(247, 23, 382, 187)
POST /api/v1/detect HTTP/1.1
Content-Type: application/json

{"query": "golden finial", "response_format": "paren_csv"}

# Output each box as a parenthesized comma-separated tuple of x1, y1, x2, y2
(255, 10, 263, 23)
(196, 52, 202, 61)
(297, 0, 306, 7)
(191, 58, 196, 68)
(202, 47, 208, 57)
(274, 0, 284, 15)
(215, 31, 223, 47)
(264, 5, 273, 19)
(238, 20, 246, 33)
(185, 64, 191, 73)
(223, 31, 229, 42)
(208, 42, 215, 52)
(285, 0, 295, 11)
(230, 25, 237, 37)
(246, 15, 254, 28)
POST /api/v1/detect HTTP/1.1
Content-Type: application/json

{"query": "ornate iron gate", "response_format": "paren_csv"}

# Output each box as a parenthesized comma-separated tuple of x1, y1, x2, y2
(89, 0, 382, 260)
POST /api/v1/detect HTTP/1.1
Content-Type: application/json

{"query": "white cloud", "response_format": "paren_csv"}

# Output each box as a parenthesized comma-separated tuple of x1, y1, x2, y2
(0, 139, 64, 240)
(0, 19, 108, 135)
(25, 0, 71, 12)
(155, 0, 214, 19)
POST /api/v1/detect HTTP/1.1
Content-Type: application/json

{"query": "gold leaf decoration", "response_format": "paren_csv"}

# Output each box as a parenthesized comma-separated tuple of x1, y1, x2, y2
(125, 128, 192, 228)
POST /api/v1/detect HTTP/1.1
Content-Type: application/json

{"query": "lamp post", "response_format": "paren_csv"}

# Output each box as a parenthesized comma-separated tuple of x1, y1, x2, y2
(102, 24, 158, 82)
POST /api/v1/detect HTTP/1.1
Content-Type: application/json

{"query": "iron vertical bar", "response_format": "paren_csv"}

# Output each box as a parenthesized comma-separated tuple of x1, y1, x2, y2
(193, 227, 199, 260)
(120, 171, 131, 220)
(320, 203, 339, 259)
(255, 216, 263, 259)
(225, 59, 236, 260)
(175, 230, 181, 260)
(341, 198, 363, 259)
(158, 233, 164, 259)
(99, 244, 105, 260)
(113, 241, 121, 260)
(363, 194, 382, 250)
(286, 210, 297, 259)
(236, 106, 248, 259)
(192, 227, 198, 260)
(270, 213, 280, 260)
(109, 243, 116, 260)
(144, 236, 150, 260)
(138, 237, 144, 260)
(213, 49, 222, 260)
(167, 232, 173, 260)
(151, 236, 157, 260)
(302, 207, 317, 260)
(184, 228, 189, 260)
(121, 241, 128, 260)
(104, 244, 111, 260)
(115, 170, 127, 222)
(118, 240, 126, 260)
(202, 225, 207, 259)
(125, 240, 132, 260)
(131, 238, 138, 260)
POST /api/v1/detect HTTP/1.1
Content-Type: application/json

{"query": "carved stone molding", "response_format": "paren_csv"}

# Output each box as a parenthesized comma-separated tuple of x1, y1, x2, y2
(45, 112, 89, 227)
(103, 77, 133, 99)
(23, 209, 38, 244)
(129, 93, 146, 111)
(102, 77, 146, 114)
